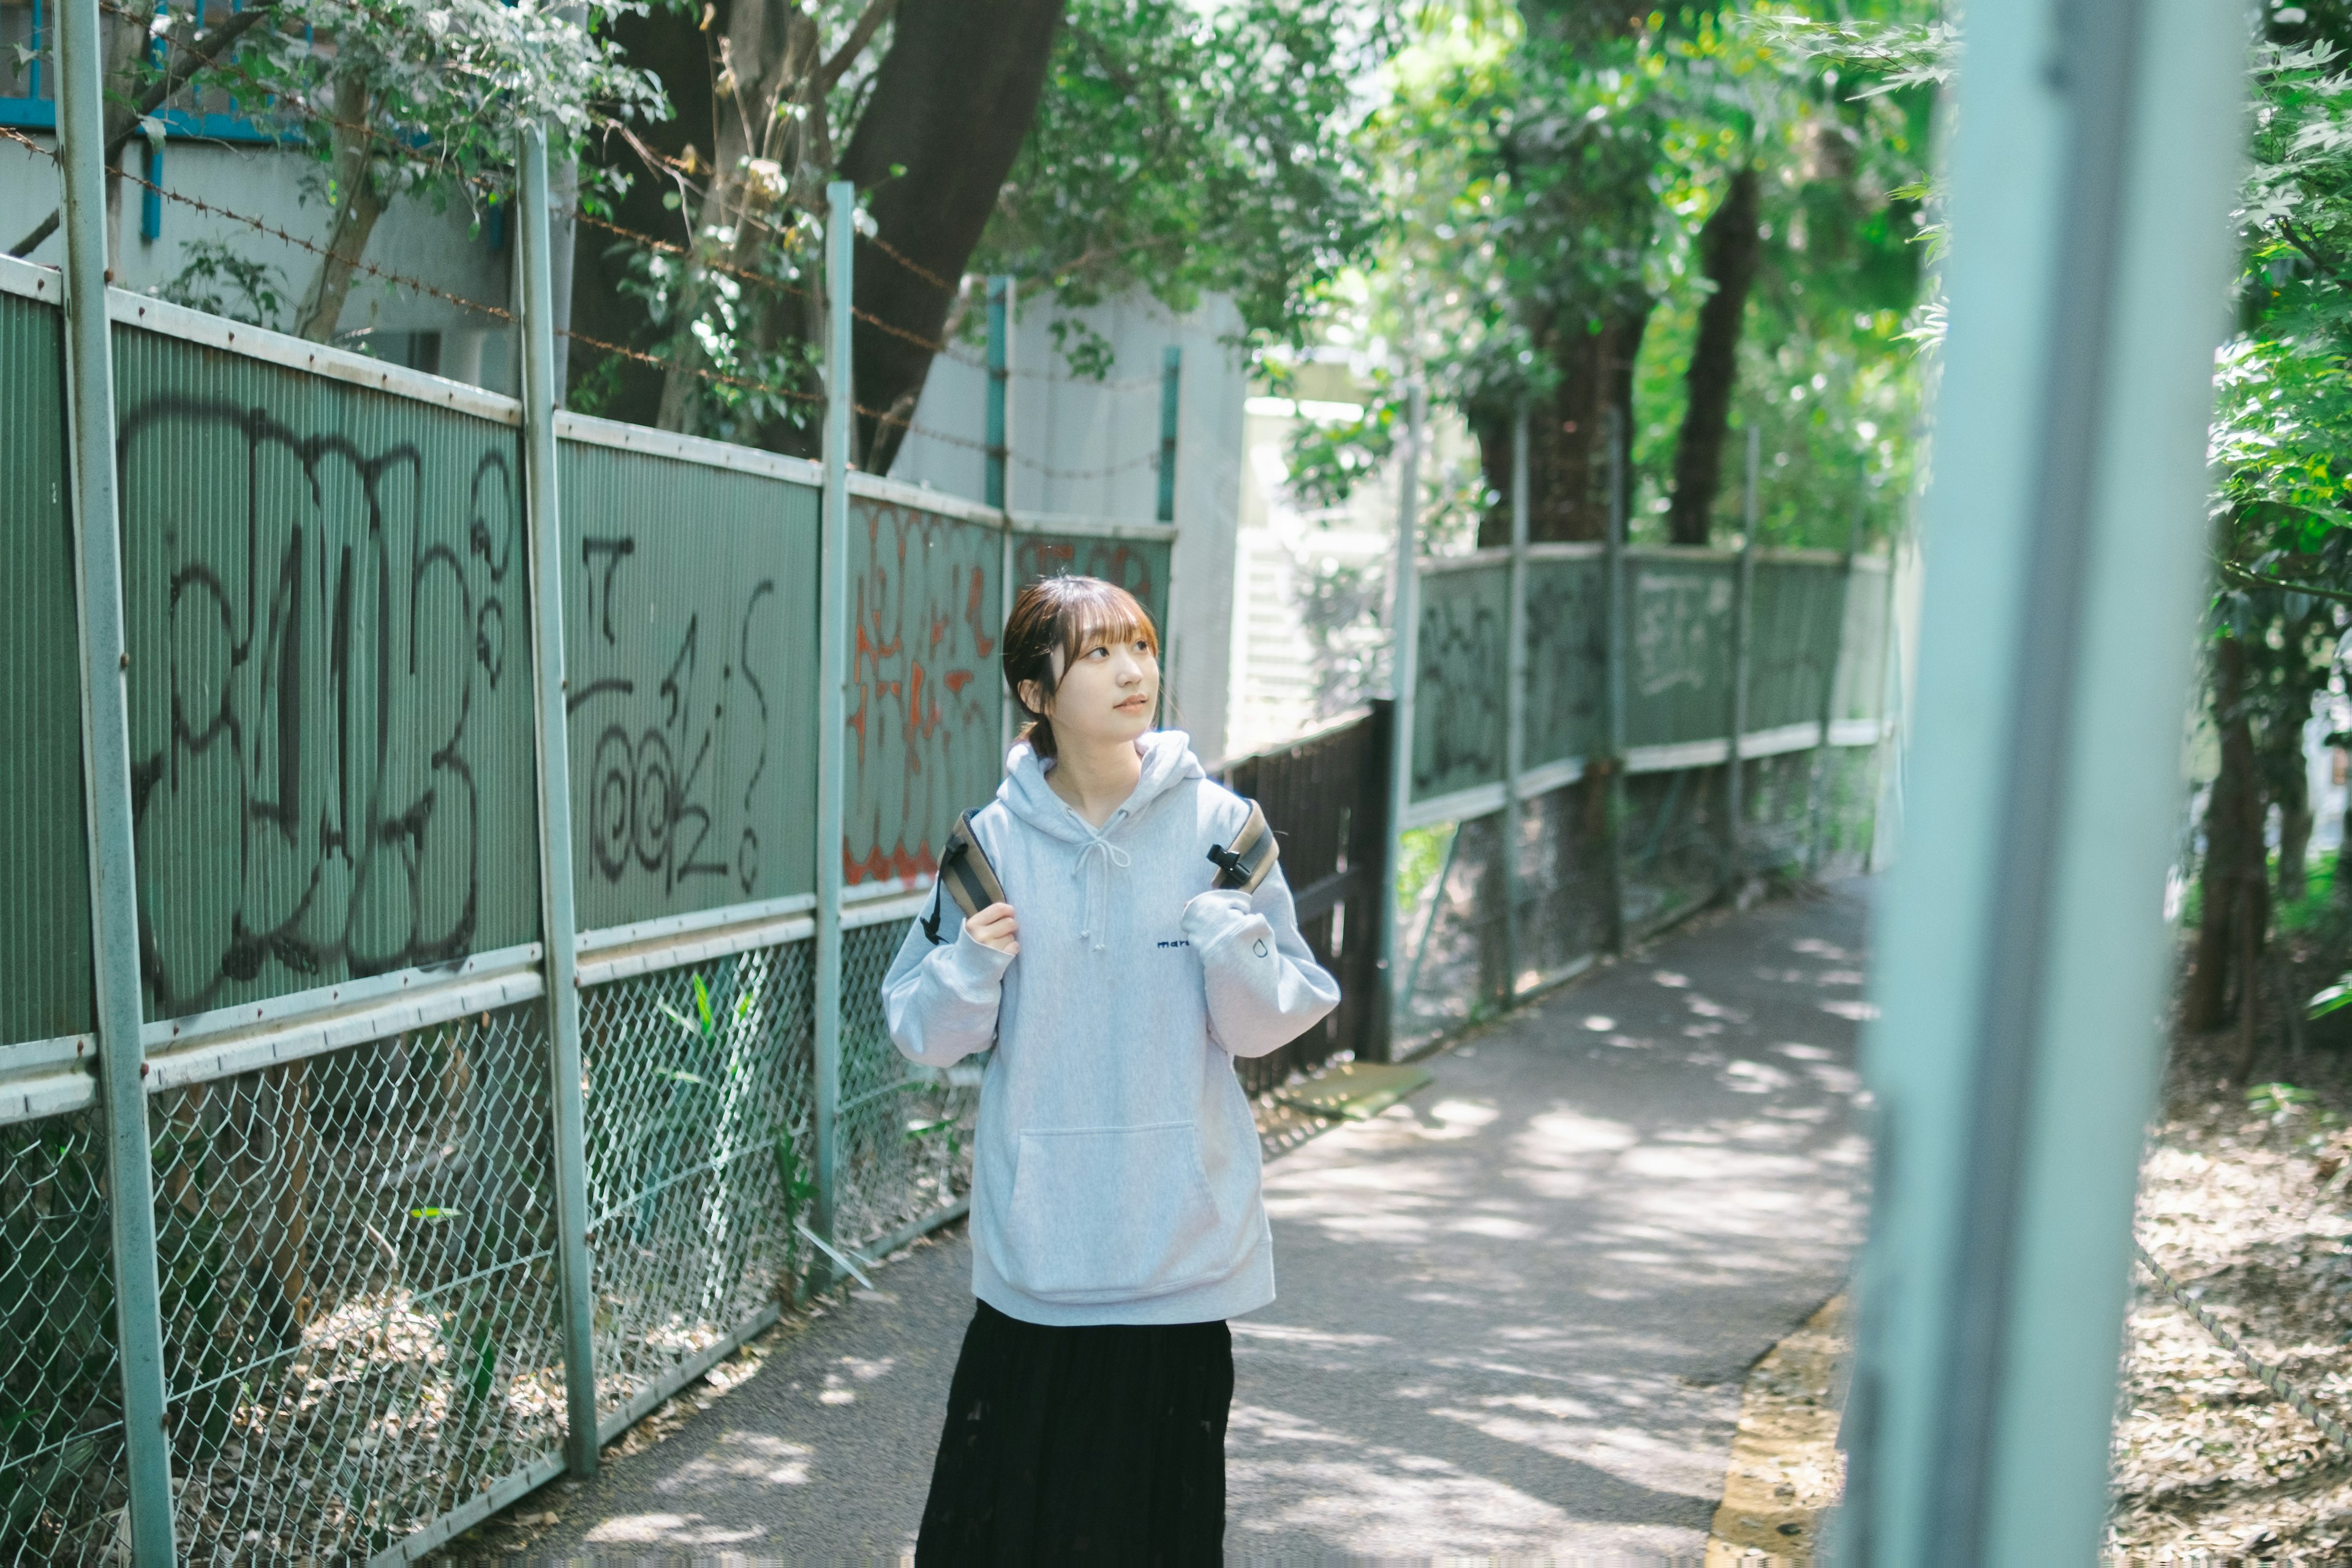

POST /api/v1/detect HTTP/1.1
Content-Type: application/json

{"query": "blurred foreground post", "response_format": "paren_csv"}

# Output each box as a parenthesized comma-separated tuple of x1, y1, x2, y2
(1841, 0, 2246, 1561)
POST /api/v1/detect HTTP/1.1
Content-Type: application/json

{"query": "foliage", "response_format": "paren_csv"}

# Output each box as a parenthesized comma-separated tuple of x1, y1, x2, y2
(1281, 2, 1935, 551)
(976, 0, 1397, 369)
(151, 238, 290, 328)
(163, 0, 667, 332)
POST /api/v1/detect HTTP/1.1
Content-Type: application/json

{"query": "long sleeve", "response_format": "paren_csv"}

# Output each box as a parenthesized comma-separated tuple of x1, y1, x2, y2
(881, 891, 1016, 1068)
(1180, 864, 1341, 1060)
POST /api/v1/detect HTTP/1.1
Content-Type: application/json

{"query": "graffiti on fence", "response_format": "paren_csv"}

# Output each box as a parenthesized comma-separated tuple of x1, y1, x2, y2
(845, 499, 1003, 885)
(1412, 567, 1507, 799)
(567, 533, 781, 904)
(1012, 535, 1166, 634)
(1632, 567, 1733, 698)
(1523, 557, 1607, 767)
(118, 395, 535, 1017)
(1627, 557, 1740, 691)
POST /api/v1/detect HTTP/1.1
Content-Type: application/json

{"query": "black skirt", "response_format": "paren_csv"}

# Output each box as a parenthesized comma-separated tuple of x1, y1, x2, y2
(915, 1300, 1234, 1566)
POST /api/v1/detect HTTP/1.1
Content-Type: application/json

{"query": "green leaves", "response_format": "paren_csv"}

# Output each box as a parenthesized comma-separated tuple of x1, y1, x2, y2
(976, 0, 1393, 365)
(181, 0, 668, 207)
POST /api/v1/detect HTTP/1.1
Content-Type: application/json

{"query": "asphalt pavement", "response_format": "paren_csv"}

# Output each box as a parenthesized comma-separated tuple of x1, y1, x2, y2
(508, 881, 1874, 1561)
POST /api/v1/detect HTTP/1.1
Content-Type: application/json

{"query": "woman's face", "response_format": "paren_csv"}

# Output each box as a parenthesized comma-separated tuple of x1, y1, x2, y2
(1027, 624, 1159, 749)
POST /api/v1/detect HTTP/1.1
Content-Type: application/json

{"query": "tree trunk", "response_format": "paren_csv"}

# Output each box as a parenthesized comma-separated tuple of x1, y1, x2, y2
(566, 1, 718, 421)
(293, 83, 390, 342)
(835, 0, 1069, 471)
(654, 0, 818, 434)
(2185, 636, 2266, 1032)
(1666, 165, 1762, 548)
(1474, 300, 1653, 546)
(2278, 741, 2312, 904)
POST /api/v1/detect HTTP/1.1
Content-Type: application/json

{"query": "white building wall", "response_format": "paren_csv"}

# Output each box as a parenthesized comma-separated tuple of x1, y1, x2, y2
(1, 136, 516, 380)
(891, 289, 1248, 765)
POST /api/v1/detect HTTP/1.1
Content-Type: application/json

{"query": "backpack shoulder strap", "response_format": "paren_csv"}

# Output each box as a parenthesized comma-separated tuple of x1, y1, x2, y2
(1205, 798, 1279, 895)
(922, 809, 1007, 944)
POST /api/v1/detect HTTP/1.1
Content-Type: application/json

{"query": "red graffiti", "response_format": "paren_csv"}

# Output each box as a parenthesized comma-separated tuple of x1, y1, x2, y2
(843, 499, 1000, 885)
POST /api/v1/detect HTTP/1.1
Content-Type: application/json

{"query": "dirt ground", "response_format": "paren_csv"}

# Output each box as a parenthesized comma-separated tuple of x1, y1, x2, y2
(2109, 948, 2352, 1561)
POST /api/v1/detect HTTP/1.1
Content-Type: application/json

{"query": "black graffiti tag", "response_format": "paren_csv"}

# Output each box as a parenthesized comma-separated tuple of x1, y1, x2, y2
(118, 396, 519, 1016)
(567, 533, 776, 900)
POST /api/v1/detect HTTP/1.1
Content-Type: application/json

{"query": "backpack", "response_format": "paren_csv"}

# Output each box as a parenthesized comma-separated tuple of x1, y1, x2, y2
(919, 799, 1279, 946)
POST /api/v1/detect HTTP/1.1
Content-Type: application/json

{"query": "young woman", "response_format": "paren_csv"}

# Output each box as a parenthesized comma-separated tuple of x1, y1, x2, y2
(881, 575, 1341, 1565)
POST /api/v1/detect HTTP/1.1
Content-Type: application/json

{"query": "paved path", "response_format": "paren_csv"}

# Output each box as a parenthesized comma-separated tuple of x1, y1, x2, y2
(515, 883, 1874, 1561)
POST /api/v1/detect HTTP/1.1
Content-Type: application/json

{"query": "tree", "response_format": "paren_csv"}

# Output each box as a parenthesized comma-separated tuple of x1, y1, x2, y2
(12, 0, 665, 341)
(1282, 3, 1932, 552)
(570, 0, 1389, 466)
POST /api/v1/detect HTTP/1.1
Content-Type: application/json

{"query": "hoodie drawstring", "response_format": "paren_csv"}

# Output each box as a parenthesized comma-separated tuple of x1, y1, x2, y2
(1072, 834, 1132, 952)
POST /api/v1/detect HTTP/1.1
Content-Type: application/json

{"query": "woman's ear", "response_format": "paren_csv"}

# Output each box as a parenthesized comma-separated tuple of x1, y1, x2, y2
(1017, 679, 1050, 717)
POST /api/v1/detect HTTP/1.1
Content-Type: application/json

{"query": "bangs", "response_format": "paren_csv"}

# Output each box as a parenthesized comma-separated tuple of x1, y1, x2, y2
(1054, 581, 1159, 666)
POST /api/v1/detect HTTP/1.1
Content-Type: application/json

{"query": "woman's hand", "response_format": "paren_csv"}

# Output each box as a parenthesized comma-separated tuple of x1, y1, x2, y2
(965, 902, 1020, 956)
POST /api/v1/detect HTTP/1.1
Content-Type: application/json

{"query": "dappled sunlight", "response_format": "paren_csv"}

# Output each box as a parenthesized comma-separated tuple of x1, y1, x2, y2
(1231, 891, 1873, 1556)
(653, 1430, 816, 1493)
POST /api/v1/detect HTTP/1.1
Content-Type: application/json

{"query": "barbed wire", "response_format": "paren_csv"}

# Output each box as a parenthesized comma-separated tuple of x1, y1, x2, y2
(7, 123, 831, 409)
(864, 231, 953, 293)
(853, 397, 1162, 483)
(570, 208, 818, 301)
(79, 12, 1154, 396)
(561, 325, 822, 405)
(1016, 448, 1163, 482)
(851, 303, 945, 354)
(935, 343, 1165, 390)
(2135, 1238, 2352, 1457)
(92, 134, 522, 325)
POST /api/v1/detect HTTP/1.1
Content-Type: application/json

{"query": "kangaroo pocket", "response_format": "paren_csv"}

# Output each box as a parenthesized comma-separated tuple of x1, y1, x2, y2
(997, 1120, 1225, 1303)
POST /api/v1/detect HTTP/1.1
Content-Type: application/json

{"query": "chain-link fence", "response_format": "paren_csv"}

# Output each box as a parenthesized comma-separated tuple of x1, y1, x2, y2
(1, 1108, 123, 1566)
(834, 919, 980, 1254)
(581, 941, 820, 1433)
(147, 1005, 565, 1563)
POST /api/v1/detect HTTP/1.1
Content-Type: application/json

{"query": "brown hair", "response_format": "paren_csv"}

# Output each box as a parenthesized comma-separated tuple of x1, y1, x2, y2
(1002, 575, 1161, 760)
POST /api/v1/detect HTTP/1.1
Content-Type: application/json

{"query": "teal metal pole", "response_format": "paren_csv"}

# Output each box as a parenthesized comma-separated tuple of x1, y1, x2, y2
(1156, 345, 1182, 524)
(1501, 405, 1530, 1001)
(1724, 424, 1758, 891)
(518, 123, 600, 1479)
(1839, 0, 2246, 1557)
(1807, 499, 1865, 875)
(814, 183, 854, 1268)
(1373, 382, 1425, 1058)
(984, 276, 1012, 510)
(1602, 405, 1629, 956)
(58, 0, 176, 1552)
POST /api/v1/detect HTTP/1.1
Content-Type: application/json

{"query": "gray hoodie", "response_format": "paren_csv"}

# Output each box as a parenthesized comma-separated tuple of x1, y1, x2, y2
(880, 730, 1341, 1325)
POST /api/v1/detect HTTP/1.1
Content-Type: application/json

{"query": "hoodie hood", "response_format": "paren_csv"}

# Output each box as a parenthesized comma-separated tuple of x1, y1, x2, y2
(999, 729, 1205, 845)
(1001, 729, 1204, 949)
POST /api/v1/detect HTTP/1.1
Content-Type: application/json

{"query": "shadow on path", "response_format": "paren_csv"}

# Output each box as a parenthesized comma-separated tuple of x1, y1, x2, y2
(501, 881, 1874, 1561)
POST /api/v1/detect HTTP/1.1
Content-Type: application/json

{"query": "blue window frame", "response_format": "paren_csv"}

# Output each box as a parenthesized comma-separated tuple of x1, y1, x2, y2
(1, 0, 280, 141)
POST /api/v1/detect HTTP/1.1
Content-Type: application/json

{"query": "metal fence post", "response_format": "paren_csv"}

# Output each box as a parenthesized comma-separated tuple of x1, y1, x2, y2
(1724, 424, 1758, 892)
(984, 275, 1012, 510)
(1501, 405, 1531, 1003)
(516, 123, 600, 1480)
(990, 276, 1017, 756)
(1602, 404, 1629, 957)
(814, 182, 854, 1262)
(1807, 500, 1865, 873)
(1157, 345, 1182, 525)
(1839, 0, 2244, 1555)
(57, 0, 176, 1550)
(1373, 382, 1425, 1057)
